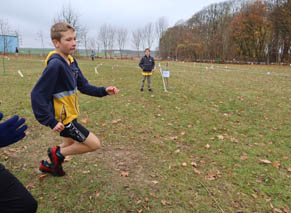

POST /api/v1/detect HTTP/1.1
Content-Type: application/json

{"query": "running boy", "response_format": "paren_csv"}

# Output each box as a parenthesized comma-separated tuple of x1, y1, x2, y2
(139, 48, 155, 92)
(31, 22, 119, 176)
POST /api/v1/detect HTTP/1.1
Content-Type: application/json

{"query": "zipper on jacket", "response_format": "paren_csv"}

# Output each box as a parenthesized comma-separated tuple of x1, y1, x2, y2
(60, 104, 67, 123)
(74, 94, 79, 114)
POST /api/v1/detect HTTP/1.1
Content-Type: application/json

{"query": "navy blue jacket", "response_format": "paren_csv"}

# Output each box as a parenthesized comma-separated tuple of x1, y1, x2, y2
(31, 52, 108, 129)
(139, 55, 155, 73)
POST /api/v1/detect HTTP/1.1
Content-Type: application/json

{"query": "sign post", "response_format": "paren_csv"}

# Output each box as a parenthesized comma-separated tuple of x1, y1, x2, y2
(2, 56, 5, 75)
(159, 63, 168, 92)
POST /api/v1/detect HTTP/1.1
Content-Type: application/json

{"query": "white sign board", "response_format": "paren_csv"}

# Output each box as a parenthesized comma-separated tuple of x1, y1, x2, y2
(162, 70, 170, 78)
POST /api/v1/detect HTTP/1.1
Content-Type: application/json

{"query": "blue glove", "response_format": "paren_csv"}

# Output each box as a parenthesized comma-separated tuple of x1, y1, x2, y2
(0, 112, 28, 148)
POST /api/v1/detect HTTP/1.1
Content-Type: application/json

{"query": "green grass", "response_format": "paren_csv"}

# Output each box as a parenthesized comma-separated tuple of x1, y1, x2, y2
(0, 57, 290, 212)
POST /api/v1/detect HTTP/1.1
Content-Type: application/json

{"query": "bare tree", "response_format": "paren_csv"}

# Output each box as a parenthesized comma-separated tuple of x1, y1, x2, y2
(155, 16, 169, 40)
(98, 24, 109, 58)
(107, 26, 116, 58)
(140, 28, 147, 50)
(97, 41, 101, 57)
(36, 30, 45, 56)
(79, 27, 89, 56)
(143, 23, 155, 49)
(132, 29, 143, 57)
(53, 3, 80, 32)
(88, 37, 96, 52)
(116, 27, 128, 58)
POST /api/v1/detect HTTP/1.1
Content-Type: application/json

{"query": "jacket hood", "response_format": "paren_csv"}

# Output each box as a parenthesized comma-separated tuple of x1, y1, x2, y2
(44, 51, 74, 66)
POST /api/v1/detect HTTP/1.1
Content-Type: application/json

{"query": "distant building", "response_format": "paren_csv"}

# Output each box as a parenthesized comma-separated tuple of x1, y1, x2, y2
(0, 35, 19, 54)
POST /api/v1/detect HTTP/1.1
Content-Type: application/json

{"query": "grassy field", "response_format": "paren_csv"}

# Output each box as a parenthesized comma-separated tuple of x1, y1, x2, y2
(0, 56, 290, 213)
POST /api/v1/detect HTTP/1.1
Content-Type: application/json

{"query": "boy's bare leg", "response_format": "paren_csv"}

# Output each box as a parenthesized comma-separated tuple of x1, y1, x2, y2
(59, 138, 74, 148)
(59, 132, 101, 156)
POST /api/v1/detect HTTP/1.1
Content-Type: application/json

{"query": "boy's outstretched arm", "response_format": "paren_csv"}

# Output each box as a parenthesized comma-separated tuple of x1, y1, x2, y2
(77, 70, 118, 97)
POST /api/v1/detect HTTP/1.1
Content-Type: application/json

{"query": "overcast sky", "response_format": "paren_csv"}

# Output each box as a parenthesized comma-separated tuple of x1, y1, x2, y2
(0, 0, 225, 49)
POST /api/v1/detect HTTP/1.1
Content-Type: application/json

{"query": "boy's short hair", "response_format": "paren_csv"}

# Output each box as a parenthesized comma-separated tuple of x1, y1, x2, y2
(51, 22, 75, 41)
(145, 48, 150, 52)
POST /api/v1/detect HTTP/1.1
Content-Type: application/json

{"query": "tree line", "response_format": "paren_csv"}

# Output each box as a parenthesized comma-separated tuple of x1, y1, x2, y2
(159, 0, 291, 63)
(1, 3, 168, 58)
(48, 4, 168, 58)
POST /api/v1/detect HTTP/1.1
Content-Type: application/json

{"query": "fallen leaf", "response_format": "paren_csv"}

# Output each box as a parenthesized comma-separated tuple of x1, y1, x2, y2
(161, 200, 167, 205)
(259, 159, 272, 164)
(240, 155, 248, 161)
(287, 168, 291, 173)
(175, 149, 180, 153)
(205, 144, 210, 149)
(273, 161, 280, 168)
(191, 162, 198, 168)
(121, 171, 129, 177)
(64, 156, 72, 162)
(151, 180, 159, 185)
(170, 136, 178, 140)
(25, 183, 35, 190)
(180, 131, 186, 136)
(217, 135, 224, 140)
(112, 119, 122, 124)
(136, 200, 142, 205)
(205, 173, 217, 180)
(274, 208, 283, 213)
(150, 193, 158, 199)
(38, 174, 48, 182)
(181, 162, 187, 167)
(193, 168, 202, 175)
(82, 170, 90, 174)
(230, 137, 239, 143)
(138, 210, 143, 213)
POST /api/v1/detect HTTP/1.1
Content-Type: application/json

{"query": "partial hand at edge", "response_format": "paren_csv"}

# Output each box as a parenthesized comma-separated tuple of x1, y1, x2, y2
(0, 113, 28, 148)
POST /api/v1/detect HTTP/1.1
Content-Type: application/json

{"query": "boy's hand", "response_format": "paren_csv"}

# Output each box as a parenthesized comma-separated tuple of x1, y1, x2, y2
(106, 86, 119, 95)
(0, 113, 28, 148)
(53, 122, 65, 133)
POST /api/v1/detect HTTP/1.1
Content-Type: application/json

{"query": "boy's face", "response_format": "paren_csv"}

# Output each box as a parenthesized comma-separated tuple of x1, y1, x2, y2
(145, 50, 150, 56)
(53, 30, 76, 56)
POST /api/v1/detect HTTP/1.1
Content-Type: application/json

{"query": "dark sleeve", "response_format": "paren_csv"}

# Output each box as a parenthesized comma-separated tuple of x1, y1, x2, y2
(139, 57, 144, 69)
(152, 57, 155, 70)
(31, 60, 59, 129)
(77, 69, 108, 97)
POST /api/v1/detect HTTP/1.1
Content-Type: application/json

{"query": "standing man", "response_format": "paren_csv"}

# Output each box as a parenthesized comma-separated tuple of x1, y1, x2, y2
(15, 47, 19, 57)
(90, 50, 95, 61)
(139, 48, 155, 92)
